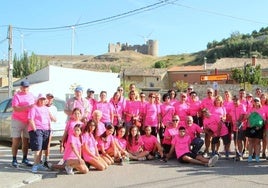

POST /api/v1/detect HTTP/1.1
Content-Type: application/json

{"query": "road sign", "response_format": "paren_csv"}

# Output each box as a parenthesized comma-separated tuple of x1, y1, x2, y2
(200, 74, 228, 81)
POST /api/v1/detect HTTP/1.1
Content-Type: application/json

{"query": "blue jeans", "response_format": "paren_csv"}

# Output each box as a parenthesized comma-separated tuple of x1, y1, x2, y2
(191, 137, 204, 154)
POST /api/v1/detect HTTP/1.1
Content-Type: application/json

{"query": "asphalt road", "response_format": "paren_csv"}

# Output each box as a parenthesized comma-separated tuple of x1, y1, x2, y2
(1, 141, 268, 188)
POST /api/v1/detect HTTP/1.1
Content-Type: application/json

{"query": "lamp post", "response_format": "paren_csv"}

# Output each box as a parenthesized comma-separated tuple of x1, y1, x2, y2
(243, 62, 246, 90)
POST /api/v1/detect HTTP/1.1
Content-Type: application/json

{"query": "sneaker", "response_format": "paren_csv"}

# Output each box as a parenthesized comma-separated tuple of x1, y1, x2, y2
(65, 165, 74, 175)
(248, 155, 253, 162)
(203, 152, 209, 158)
(43, 161, 49, 168)
(12, 160, 19, 168)
(262, 152, 266, 159)
(255, 156, 260, 162)
(22, 158, 33, 167)
(160, 156, 167, 162)
(208, 155, 219, 167)
(118, 158, 123, 166)
(38, 164, 48, 171)
(32, 165, 38, 173)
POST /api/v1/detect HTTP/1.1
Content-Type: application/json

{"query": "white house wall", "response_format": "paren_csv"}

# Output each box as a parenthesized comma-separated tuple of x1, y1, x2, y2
(13, 65, 120, 101)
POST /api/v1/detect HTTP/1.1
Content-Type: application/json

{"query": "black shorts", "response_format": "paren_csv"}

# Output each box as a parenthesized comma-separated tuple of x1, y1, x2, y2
(211, 134, 231, 145)
(233, 130, 245, 141)
(245, 127, 264, 139)
(29, 129, 51, 151)
(178, 152, 197, 163)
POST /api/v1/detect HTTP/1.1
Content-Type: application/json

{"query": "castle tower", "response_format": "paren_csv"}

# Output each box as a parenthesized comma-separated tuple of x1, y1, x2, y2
(147, 40, 158, 56)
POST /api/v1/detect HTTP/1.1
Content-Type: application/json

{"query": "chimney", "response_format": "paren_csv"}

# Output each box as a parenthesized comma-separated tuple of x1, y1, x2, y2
(252, 55, 256, 66)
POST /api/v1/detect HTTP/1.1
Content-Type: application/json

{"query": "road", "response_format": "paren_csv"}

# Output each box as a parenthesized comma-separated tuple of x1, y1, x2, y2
(1, 141, 268, 188)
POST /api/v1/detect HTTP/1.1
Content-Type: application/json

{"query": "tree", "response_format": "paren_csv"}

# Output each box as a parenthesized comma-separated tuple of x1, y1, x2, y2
(13, 52, 48, 78)
(154, 60, 167, 68)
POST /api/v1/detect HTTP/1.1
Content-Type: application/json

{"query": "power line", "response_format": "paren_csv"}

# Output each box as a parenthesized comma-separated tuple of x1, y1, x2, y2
(12, 0, 177, 32)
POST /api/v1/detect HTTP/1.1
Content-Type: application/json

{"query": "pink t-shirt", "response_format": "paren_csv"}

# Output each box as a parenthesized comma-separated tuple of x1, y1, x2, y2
(65, 119, 84, 136)
(125, 100, 141, 123)
(115, 137, 127, 150)
(63, 134, 82, 160)
(188, 100, 201, 116)
(96, 101, 113, 123)
(229, 103, 247, 131)
(211, 106, 226, 120)
(138, 101, 148, 118)
(110, 100, 124, 126)
(160, 103, 175, 126)
(127, 137, 144, 153)
(12, 91, 35, 123)
(65, 97, 89, 118)
(28, 105, 51, 131)
(144, 103, 158, 127)
(82, 132, 98, 161)
(97, 134, 114, 151)
(141, 135, 158, 152)
(171, 134, 191, 159)
(184, 123, 203, 141)
(96, 121, 106, 137)
(174, 102, 190, 123)
(86, 98, 97, 120)
(162, 126, 179, 145)
(201, 97, 215, 111)
(203, 115, 228, 137)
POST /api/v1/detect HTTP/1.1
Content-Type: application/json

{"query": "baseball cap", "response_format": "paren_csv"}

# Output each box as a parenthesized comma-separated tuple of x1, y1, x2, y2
(87, 88, 95, 93)
(46, 93, 54, 99)
(37, 93, 46, 100)
(75, 86, 83, 92)
(20, 81, 30, 87)
(254, 97, 260, 102)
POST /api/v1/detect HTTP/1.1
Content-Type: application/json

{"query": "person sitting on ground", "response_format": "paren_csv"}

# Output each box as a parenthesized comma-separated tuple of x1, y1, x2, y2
(141, 126, 166, 161)
(166, 126, 219, 167)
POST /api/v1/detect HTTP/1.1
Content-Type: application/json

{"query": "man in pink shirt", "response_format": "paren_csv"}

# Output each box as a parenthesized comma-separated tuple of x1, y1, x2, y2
(166, 126, 219, 167)
(11, 81, 35, 167)
(202, 108, 230, 158)
(173, 92, 190, 125)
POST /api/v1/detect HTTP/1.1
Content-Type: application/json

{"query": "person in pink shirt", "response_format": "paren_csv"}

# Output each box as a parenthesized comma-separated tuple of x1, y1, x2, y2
(63, 124, 89, 175)
(174, 92, 190, 125)
(229, 95, 247, 161)
(127, 125, 149, 160)
(64, 86, 89, 122)
(143, 92, 158, 137)
(202, 108, 230, 158)
(141, 126, 165, 161)
(85, 88, 97, 120)
(60, 108, 84, 153)
(159, 93, 175, 144)
(82, 120, 108, 171)
(200, 88, 215, 112)
(28, 94, 55, 173)
(188, 91, 202, 127)
(260, 93, 268, 159)
(166, 126, 219, 167)
(114, 126, 129, 160)
(97, 125, 122, 165)
(245, 97, 266, 162)
(184, 116, 204, 155)
(11, 80, 35, 167)
(124, 90, 141, 132)
(223, 90, 233, 134)
(245, 93, 254, 112)
(92, 110, 106, 137)
(168, 89, 178, 105)
(96, 91, 114, 127)
(137, 92, 148, 132)
(238, 89, 247, 107)
(162, 115, 180, 155)
(110, 91, 125, 131)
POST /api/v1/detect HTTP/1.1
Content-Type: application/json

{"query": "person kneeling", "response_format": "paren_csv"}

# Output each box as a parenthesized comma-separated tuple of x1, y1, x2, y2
(166, 126, 219, 167)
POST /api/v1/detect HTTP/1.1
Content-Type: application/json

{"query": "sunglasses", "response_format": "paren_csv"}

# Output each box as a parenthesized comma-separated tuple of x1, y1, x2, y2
(172, 119, 179, 122)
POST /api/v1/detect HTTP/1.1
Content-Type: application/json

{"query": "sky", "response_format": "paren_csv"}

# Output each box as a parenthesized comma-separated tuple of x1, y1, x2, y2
(1, 0, 268, 59)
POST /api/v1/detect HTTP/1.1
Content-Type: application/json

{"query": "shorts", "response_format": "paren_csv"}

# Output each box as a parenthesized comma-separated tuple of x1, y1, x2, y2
(11, 119, 29, 138)
(245, 127, 263, 139)
(233, 130, 245, 141)
(211, 134, 231, 145)
(29, 129, 51, 151)
(178, 152, 197, 163)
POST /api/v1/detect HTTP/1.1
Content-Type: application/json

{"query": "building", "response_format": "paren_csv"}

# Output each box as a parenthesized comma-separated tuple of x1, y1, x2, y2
(0, 65, 120, 102)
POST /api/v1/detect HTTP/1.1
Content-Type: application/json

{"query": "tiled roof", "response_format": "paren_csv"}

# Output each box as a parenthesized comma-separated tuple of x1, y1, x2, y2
(168, 65, 205, 72)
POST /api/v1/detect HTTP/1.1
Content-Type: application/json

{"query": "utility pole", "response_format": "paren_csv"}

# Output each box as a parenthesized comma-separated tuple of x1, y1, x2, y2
(8, 25, 13, 97)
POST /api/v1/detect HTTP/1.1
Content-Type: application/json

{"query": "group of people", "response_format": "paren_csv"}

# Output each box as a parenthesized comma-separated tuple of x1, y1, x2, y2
(10, 80, 268, 175)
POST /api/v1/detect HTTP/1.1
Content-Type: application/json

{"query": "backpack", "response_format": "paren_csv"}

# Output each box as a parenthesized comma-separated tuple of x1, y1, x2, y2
(248, 112, 264, 128)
